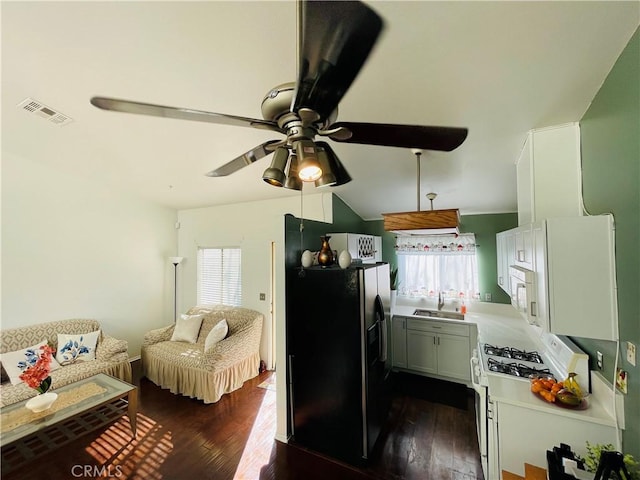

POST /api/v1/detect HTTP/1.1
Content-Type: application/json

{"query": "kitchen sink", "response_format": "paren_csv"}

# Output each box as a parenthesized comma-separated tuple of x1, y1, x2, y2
(412, 309, 466, 321)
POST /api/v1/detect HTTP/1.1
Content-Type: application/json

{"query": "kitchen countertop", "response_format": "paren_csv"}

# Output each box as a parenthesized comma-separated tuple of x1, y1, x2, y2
(391, 299, 620, 428)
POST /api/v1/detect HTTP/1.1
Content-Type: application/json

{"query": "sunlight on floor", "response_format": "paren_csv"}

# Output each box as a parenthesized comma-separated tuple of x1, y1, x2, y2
(85, 413, 172, 479)
(233, 387, 277, 479)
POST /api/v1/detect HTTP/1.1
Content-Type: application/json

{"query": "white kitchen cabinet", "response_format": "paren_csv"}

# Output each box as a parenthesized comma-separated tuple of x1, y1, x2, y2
(392, 316, 407, 368)
(329, 233, 381, 263)
(496, 401, 619, 478)
(516, 123, 583, 225)
(406, 330, 438, 374)
(404, 318, 471, 381)
(496, 229, 516, 295)
(496, 232, 508, 294)
(543, 216, 618, 340)
(513, 224, 533, 270)
(531, 220, 549, 330)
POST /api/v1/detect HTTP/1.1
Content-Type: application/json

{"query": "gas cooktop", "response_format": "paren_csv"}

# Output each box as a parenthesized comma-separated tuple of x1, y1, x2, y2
(483, 344, 544, 364)
(482, 343, 553, 379)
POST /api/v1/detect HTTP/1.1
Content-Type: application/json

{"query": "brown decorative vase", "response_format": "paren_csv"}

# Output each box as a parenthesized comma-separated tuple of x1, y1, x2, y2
(317, 236, 334, 266)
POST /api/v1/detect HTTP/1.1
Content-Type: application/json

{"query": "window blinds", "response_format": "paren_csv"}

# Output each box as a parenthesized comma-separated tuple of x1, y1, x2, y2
(198, 247, 242, 306)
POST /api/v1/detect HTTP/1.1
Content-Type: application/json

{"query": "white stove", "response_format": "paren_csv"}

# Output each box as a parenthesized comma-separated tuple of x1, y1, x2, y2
(470, 328, 590, 480)
(477, 330, 589, 386)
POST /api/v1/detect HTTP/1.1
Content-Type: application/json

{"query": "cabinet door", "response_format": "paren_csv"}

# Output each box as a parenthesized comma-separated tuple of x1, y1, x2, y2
(392, 317, 407, 368)
(514, 225, 533, 270)
(532, 221, 549, 331)
(406, 330, 437, 374)
(436, 334, 470, 381)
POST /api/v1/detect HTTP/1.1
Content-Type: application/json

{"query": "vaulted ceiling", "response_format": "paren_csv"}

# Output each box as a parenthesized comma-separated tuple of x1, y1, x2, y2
(2, 1, 638, 219)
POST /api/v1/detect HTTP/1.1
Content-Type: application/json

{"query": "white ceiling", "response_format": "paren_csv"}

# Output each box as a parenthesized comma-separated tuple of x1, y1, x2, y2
(2, 1, 638, 220)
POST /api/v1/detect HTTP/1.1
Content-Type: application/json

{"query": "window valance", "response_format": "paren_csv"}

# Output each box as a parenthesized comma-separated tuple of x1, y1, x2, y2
(395, 233, 476, 255)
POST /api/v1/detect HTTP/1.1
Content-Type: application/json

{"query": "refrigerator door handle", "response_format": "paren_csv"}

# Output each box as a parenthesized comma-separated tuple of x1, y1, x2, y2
(375, 295, 387, 362)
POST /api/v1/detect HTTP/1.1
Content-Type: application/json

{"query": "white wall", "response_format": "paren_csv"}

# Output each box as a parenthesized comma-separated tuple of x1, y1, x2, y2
(177, 191, 333, 442)
(1, 152, 178, 355)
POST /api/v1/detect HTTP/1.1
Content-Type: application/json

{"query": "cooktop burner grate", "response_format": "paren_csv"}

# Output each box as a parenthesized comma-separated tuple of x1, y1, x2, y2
(483, 344, 544, 363)
(486, 358, 553, 378)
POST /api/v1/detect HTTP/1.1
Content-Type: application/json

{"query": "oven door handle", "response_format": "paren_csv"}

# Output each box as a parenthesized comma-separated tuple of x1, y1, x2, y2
(469, 353, 483, 394)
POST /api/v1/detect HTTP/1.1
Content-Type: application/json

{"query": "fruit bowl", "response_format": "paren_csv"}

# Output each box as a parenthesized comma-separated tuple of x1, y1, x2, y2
(529, 375, 589, 410)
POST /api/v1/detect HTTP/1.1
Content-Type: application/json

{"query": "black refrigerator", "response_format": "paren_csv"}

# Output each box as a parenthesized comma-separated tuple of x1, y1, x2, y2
(287, 263, 392, 466)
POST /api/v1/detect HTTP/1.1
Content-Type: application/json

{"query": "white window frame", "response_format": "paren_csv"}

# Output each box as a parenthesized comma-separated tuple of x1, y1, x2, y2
(197, 247, 242, 306)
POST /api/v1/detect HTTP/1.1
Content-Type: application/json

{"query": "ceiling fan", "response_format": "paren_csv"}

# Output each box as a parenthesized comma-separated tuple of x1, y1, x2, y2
(90, 0, 468, 190)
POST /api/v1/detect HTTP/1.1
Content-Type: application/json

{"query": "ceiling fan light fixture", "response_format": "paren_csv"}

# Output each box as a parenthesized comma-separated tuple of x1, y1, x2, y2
(294, 139, 322, 182)
(262, 147, 289, 187)
(284, 154, 303, 191)
(314, 142, 351, 187)
(314, 146, 337, 188)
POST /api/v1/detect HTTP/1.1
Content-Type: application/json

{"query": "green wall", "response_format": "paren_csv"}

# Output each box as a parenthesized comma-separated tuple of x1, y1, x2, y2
(574, 28, 639, 458)
(460, 213, 517, 304)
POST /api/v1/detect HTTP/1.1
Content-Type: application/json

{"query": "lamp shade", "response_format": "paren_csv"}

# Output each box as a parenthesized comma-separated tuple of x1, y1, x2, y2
(262, 147, 289, 187)
(293, 139, 322, 182)
(284, 154, 303, 191)
(169, 256, 184, 265)
(315, 146, 337, 188)
(314, 142, 351, 187)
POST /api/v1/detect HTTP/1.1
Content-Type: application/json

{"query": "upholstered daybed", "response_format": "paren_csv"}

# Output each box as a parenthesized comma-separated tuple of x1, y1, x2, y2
(141, 304, 263, 404)
(0, 319, 132, 407)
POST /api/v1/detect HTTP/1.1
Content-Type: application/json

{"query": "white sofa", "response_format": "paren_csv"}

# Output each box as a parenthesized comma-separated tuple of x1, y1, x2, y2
(0, 319, 131, 407)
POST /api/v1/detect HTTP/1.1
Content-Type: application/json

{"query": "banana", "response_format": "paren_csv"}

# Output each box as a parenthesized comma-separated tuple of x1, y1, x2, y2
(564, 372, 583, 398)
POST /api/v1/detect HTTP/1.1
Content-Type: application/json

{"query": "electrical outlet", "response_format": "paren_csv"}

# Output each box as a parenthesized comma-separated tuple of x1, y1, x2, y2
(485, 293, 492, 302)
(627, 342, 636, 367)
(597, 351, 603, 370)
(259, 293, 266, 301)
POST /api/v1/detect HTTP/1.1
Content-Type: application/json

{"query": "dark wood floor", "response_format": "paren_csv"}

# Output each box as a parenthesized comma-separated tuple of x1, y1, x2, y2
(2, 364, 483, 480)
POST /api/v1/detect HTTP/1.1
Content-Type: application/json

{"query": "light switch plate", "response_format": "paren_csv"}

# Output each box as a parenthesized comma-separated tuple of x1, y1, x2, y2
(627, 341, 636, 366)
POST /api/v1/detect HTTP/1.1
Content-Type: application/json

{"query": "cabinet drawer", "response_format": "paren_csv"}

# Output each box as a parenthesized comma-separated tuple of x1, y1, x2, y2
(406, 319, 469, 337)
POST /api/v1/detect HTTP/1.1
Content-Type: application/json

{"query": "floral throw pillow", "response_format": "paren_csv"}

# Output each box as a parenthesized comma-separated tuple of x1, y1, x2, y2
(1, 340, 61, 385)
(56, 330, 100, 366)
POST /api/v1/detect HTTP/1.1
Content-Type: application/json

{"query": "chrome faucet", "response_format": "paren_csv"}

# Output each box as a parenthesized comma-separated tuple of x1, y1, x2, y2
(438, 292, 444, 311)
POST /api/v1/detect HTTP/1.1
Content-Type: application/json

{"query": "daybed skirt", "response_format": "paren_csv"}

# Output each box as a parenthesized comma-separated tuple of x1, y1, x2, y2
(143, 351, 260, 404)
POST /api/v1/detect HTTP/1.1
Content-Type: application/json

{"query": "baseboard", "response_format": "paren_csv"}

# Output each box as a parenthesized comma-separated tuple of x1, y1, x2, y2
(129, 355, 141, 362)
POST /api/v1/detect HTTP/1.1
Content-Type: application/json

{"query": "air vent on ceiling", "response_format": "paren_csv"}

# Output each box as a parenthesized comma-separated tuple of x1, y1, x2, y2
(17, 98, 73, 126)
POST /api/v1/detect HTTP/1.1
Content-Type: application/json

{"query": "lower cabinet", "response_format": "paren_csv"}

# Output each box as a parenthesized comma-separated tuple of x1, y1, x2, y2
(392, 316, 407, 368)
(392, 316, 471, 382)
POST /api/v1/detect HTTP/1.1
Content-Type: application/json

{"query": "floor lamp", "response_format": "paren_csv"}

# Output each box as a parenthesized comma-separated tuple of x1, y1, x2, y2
(169, 257, 183, 323)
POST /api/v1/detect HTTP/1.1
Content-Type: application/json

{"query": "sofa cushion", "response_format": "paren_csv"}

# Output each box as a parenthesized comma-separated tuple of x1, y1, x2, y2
(204, 319, 228, 352)
(56, 330, 100, 365)
(171, 314, 204, 343)
(2, 340, 61, 385)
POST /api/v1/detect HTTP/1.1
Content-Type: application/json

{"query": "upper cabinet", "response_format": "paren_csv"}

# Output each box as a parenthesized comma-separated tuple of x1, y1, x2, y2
(516, 123, 583, 225)
(536, 216, 618, 341)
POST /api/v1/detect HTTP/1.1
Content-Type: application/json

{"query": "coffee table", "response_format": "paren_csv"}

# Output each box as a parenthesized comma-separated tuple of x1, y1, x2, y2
(0, 373, 137, 471)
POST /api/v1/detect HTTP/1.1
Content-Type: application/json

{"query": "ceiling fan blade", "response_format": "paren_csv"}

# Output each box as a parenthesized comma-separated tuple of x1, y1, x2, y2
(90, 97, 281, 133)
(328, 122, 469, 151)
(205, 141, 281, 177)
(292, 0, 383, 122)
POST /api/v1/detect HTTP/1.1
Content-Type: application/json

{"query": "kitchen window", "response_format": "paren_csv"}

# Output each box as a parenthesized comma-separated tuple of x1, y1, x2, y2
(395, 233, 479, 300)
(197, 247, 242, 306)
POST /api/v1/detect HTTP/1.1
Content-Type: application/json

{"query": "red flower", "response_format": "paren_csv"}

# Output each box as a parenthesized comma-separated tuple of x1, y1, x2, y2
(19, 344, 54, 389)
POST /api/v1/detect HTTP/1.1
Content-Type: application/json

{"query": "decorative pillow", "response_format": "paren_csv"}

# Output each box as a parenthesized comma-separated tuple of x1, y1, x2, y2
(56, 330, 101, 366)
(204, 319, 229, 352)
(171, 314, 204, 343)
(2, 340, 61, 385)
